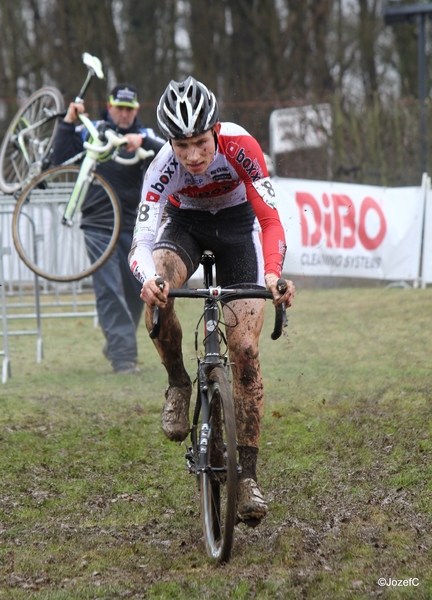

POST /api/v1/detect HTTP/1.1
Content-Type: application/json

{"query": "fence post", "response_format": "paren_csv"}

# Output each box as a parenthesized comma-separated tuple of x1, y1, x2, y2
(0, 233, 12, 383)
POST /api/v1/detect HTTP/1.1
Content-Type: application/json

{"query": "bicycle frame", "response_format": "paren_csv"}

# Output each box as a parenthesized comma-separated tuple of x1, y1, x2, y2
(16, 109, 60, 167)
(196, 252, 227, 473)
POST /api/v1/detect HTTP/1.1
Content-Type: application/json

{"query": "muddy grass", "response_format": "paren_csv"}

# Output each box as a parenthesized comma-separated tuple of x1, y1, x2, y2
(0, 288, 431, 598)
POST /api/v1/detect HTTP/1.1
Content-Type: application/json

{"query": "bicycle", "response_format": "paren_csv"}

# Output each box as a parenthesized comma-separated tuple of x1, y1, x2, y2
(0, 53, 103, 196)
(150, 250, 287, 563)
(11, 114, 154, 283)
(10, 65, 155, 283)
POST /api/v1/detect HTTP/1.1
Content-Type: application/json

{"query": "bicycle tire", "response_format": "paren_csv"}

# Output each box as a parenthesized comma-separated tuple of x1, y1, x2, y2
(0, 87, 64, 195)
(197, 365, 237, 563)
(12, 165, 121, 282)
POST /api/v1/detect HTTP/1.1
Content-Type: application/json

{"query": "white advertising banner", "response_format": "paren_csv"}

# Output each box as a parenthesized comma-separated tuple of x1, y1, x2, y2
(271, 177, 425, 281)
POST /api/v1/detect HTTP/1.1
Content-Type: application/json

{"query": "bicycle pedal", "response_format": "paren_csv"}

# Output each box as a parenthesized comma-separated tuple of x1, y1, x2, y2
(185, 447, 196, 473)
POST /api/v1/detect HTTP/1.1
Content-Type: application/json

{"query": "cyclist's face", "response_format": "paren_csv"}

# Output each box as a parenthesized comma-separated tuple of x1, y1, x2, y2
(171, 130, 216, 175)
(108, 104, 139, 129)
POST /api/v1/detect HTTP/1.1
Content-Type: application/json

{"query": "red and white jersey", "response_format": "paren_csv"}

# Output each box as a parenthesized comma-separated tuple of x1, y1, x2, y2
(130, 122, 286, 283)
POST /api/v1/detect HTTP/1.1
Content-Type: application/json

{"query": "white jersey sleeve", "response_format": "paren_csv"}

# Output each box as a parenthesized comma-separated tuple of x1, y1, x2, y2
(129, 142, 174, 283)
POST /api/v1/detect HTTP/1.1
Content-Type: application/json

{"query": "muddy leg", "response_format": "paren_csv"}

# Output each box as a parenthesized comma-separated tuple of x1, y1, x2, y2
(223, 298, 265, 449)
(145, 249, 191, 387)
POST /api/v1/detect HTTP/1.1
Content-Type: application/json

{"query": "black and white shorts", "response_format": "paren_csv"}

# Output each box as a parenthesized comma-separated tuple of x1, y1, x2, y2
(154, 201, 265, 287)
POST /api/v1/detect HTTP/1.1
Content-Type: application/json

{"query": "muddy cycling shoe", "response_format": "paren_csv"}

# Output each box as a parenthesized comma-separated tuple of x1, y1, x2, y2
(237, 478, 268, 525)
(162, 383, 192, 442)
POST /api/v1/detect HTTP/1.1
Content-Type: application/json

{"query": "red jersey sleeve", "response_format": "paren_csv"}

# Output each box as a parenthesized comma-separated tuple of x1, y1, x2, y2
(218, 128, 286, 276)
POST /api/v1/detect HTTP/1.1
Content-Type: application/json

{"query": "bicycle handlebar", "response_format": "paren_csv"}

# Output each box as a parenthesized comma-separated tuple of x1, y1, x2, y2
(149, 279, 288, 341)
(82, 123, 155, 165)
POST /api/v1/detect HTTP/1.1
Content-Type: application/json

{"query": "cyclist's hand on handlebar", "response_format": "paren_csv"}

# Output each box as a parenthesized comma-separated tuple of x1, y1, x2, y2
(140, 276, 169, 307)
(122, 133, 143, 153)
(265, 273, 295, 307)
(64, 102, 86, 124)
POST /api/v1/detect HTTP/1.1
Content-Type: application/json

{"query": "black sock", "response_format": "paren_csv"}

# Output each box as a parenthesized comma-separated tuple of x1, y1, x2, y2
(238, 446, 259, 481)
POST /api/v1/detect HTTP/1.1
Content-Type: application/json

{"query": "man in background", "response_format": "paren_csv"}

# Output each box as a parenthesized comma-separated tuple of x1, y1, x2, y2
(52, 84, 165, 374)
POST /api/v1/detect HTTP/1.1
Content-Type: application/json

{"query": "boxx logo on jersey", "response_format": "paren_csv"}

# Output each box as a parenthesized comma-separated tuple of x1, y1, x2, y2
(179, 180, 241, 198)
(225, 141, 263, 181)
(150, 157, 179, 194)
(236, 148, 263, 181)
(146, 191, 160, 202)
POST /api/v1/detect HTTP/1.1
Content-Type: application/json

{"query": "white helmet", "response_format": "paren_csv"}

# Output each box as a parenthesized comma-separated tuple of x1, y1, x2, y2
(157, 76, 219, 139)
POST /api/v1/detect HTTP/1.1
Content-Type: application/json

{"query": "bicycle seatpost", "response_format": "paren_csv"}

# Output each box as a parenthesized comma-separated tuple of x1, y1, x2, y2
(75, 71, 92, 104)
(76, 53, 105, 103)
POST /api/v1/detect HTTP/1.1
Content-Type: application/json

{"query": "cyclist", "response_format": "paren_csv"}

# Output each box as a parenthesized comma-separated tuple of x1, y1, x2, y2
(129, 77, 295, 523)
(51, 84, 165, 375)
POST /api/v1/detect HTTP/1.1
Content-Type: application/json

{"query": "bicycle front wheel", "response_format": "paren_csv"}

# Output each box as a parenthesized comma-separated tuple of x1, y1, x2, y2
(198, 365, 237, 563)
(12, 165, 121, 282)
(0, 87, 64, 195)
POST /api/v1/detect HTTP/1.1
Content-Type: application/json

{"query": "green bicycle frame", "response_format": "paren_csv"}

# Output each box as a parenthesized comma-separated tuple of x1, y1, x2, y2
(61, 114, 104, 226)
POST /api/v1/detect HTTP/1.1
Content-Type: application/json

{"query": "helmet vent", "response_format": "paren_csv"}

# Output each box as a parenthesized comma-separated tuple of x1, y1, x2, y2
(180, 102, 189, 127)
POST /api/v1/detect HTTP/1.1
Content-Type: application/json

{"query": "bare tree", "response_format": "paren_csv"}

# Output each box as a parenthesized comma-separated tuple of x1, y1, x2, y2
(0, 0, 429, 182)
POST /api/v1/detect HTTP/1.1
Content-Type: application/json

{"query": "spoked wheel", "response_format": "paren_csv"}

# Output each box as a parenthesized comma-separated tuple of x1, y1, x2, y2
(195, 365, 237, 563)
(12, 165, 121, 282)
(0, 87, 64, 195)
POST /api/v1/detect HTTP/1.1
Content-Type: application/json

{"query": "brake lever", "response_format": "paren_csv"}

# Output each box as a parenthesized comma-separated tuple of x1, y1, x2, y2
(277, 279, 288, 327)
(271, 279, 288, 340)
(148, 277, 165, 340)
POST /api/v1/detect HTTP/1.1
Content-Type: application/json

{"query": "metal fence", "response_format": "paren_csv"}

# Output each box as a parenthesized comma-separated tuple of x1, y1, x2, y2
(1, 193, 97, 383)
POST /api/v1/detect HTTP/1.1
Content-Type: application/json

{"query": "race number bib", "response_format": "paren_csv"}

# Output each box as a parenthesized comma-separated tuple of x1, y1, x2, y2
(252, 177, 277, 208)
(135, 201, 160, 233)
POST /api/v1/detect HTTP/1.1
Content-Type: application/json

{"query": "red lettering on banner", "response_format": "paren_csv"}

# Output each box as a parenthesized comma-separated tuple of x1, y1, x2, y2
(322, 193, 334, 247)
(295, 191, 387, 250)
(332, 194, 356, 248)
(358, 197, 387, 249)
(295, 192, 321, 246)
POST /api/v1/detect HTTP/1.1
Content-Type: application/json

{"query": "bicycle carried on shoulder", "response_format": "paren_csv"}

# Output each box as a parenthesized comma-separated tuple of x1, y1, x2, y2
(150, 251, 287, 563)
(8, 55, 155, 282)
(0, 53, 103, 196)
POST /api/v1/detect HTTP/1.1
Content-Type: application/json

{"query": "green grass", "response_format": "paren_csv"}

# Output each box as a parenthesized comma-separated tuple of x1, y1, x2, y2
(0, 287, 431, 599)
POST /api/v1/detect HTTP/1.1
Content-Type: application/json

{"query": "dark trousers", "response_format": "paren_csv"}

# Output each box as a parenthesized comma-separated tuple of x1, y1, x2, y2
(88, 229, 143, 370)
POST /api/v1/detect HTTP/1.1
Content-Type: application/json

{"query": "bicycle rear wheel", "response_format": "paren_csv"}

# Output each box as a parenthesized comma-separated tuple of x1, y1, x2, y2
(0, 87, 64, 195)
(12, 165, 121, 282)
(197, 365, 237, 563)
